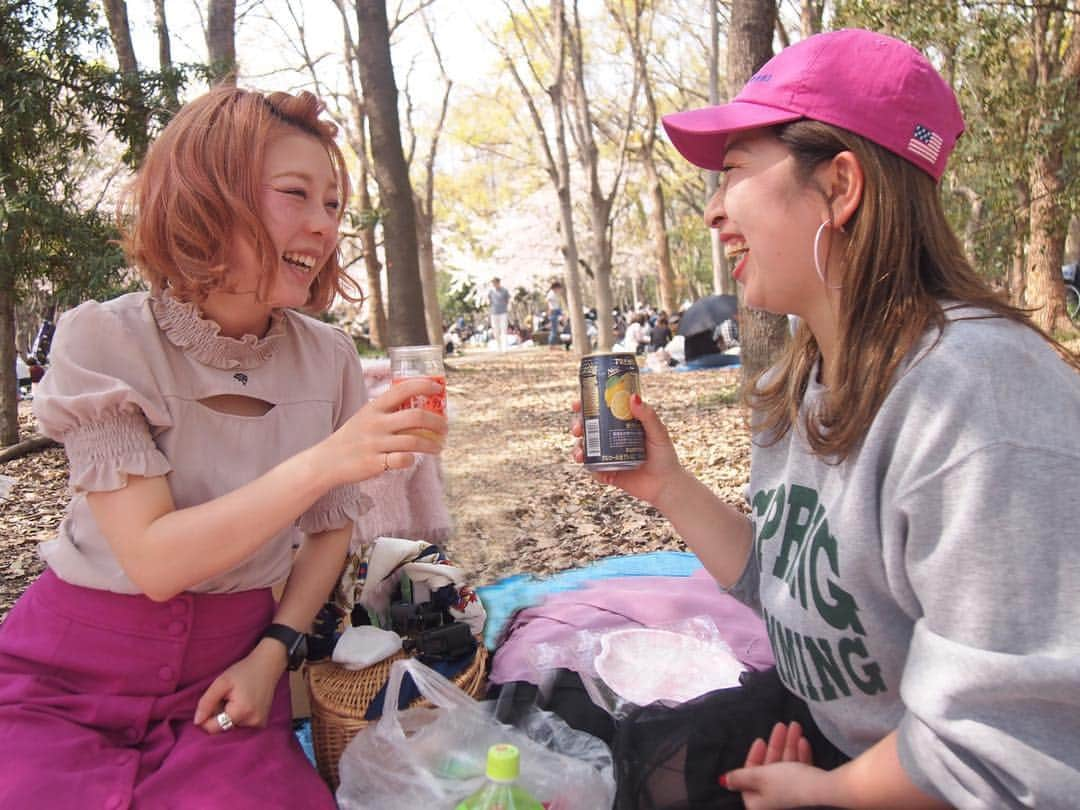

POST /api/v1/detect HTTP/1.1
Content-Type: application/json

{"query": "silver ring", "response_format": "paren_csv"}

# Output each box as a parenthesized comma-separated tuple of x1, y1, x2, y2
(383, 452, 390, 472)
(216, 711, 234, 732)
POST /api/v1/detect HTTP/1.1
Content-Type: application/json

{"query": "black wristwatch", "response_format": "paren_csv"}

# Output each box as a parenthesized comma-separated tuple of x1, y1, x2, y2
(262, 623, 308, 671)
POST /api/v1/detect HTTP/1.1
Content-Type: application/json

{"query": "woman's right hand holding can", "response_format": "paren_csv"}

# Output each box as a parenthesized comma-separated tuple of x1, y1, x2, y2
(571, 394, 686, 508)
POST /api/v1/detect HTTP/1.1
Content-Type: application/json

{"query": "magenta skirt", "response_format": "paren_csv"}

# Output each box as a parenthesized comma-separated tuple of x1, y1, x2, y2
(0, 569, 335, 809)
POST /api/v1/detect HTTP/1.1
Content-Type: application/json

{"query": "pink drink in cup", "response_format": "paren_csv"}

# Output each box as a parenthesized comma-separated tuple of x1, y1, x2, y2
(389, 345, 446, 442)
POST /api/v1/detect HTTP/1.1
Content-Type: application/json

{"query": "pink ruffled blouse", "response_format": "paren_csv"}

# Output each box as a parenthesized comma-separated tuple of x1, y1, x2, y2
(33, 291, 372, 594)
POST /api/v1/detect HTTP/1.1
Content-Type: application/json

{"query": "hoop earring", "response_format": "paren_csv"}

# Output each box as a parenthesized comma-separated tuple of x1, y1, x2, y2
(813, 221, 844, 289)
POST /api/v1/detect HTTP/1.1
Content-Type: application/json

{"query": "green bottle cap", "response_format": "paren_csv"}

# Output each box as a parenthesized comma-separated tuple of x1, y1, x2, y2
(486, 743, 520, 782)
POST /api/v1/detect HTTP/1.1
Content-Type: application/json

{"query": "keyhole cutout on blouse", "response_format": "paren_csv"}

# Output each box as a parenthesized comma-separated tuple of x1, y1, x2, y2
(197, 395, 276, 417)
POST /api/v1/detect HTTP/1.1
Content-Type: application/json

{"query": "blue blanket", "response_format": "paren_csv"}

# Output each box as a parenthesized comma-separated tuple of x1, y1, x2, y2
(477, 551, 702, 648)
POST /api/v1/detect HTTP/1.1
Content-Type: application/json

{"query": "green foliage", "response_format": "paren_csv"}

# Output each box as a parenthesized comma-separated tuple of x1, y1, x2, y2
(0, 0, 195, 311)
(437, 269, 482, 324)
(832, 1, 1080, 281)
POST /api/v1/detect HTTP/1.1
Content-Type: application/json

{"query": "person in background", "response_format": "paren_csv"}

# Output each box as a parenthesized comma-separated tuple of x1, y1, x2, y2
(648, 313, 672, 352)
(546, 280, 564, 350)
(31, 314, 55, 365)
(0, 86, 447, 809)
(487, 277, 511, 352)
(575, 28, 1080, 808)
(623, 312, 649, 355)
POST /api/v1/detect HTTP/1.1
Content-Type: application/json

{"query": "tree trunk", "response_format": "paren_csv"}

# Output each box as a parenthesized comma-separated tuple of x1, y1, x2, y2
(352, 0, 428, 347)
(953, 186, 982, 264)
(616, 0, 677, 316)
(103, 0, 138, 76)
(153, 0, 179, 111)
(0, 435, 58, 462)
(588, 194, 615, 350)
(330, 1, 388, 349)
(706, 0, 733, 296)
(642, 154, 676, 315)
(552, 1, 589, 356)
(206, 0, 237, 85)
(414, 205, 443, 346)
(102, 0, 150, 163)
(412, 39, 451, 349)
(1020, 6, 1077, 334)
(0, 284, 19, 447)
(1007, 180, 1029, 302)
(553, 128, 589, 356)
(1025, 149, 1069, 332)
(1066, 216, 1080, 264)
(728, 0, 787, 388)
(358, 164, 387, 348)
(567, 0, 635, 352)
(800, 0, 824, 37)
(502, 0, 589, 354)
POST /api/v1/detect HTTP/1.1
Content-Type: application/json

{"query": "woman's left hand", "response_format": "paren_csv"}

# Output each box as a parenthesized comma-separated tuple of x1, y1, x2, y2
(724, 761, 831, 810)
(193, 641, 284, 734)
(721, 722, 825, 809)
(745, 721, 813, 768)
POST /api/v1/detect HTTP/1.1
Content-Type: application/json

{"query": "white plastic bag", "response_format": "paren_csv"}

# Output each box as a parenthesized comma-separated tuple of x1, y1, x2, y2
(335, 658, 615, 810)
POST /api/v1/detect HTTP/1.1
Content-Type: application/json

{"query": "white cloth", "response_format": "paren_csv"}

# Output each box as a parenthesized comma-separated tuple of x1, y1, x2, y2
(332, 626, 403, 670)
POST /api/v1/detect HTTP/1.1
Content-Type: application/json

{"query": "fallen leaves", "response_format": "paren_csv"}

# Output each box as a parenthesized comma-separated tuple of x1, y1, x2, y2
(440, 349, 751, 585)
(0, 405, 64, 617)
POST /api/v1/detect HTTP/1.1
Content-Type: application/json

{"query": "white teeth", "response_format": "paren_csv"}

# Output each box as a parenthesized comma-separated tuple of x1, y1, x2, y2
(724, 245, 748, 261)
(282, 252, 317, 271)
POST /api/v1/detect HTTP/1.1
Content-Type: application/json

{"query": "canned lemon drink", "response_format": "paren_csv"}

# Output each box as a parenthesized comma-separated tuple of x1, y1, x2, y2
(579, 352, 645, 471)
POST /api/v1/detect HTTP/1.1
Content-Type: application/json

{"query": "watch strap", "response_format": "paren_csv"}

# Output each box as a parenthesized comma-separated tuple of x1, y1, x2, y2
(262, 623, 306, 670)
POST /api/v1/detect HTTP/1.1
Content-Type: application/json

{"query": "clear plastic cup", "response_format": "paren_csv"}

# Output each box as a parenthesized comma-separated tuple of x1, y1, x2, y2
(388, 345, 446, 441)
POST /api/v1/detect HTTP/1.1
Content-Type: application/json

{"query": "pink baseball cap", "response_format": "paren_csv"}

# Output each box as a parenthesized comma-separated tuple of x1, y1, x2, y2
(661, 29, 965, 181)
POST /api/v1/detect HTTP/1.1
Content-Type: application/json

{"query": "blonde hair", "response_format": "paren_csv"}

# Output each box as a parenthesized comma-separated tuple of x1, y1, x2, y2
(752, 120, 1079, 462)
(120, 86, 360, 312)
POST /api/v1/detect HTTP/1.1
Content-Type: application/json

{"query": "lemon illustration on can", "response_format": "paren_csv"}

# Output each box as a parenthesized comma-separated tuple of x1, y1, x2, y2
(605, 373, 635, 420)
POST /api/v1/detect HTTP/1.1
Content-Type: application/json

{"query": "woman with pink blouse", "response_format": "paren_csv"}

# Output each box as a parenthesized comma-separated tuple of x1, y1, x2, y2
(0, 87, 447, 808)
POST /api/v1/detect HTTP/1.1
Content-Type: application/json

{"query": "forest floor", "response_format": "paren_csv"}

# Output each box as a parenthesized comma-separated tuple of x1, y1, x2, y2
(0, 347, 749, 619)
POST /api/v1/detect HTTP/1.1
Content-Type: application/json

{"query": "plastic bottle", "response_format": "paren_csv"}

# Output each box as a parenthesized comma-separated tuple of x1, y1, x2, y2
(454, 744, 544, 810)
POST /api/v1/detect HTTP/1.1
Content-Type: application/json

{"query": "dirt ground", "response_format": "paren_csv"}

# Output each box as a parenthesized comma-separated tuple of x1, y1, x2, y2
(0, 348, 750, 619)
(439, 349, 750, 583)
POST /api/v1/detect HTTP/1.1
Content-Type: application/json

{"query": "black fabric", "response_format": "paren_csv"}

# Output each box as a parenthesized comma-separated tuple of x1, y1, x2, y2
(489, 670, 616, 746)
(490, 667, 847, 810)
(612, 667, 849, 810)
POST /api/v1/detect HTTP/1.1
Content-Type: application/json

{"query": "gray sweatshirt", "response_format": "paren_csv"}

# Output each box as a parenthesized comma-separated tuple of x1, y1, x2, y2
(727, 307, 1080, 808)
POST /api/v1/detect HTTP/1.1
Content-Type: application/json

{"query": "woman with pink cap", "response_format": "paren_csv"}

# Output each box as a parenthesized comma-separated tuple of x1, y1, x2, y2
(575, 28, 1080, 808)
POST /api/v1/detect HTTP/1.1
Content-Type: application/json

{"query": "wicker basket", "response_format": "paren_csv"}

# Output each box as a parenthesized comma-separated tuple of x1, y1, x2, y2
(306, 644, 489, 791)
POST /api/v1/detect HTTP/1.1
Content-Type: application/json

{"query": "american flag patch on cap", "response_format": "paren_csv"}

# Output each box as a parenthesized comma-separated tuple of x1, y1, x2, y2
(907, 124, 943, 164)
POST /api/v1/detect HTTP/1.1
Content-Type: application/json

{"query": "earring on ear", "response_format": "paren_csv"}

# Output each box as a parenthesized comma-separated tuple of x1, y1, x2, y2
(813, 220, 845, 289)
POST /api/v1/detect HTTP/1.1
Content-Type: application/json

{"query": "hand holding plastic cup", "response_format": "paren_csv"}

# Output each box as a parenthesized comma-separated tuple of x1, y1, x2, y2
(389, 345, 446, 442)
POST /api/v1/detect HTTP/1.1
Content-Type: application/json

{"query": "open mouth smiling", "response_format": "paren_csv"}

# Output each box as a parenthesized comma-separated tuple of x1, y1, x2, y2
(282, 252, 319, 272)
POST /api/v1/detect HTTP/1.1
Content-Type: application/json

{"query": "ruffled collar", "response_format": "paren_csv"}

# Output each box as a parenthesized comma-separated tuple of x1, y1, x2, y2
(150, 291, 288, 370)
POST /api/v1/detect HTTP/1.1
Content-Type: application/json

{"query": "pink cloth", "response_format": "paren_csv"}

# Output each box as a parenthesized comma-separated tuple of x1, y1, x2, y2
(0, 570, 334, 809)
(489, 568, 774, 685)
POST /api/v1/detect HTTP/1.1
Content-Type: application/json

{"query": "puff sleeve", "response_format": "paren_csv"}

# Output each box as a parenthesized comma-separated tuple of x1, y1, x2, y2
(33, 299, 172, 493)
(294, 326, 373, 534)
